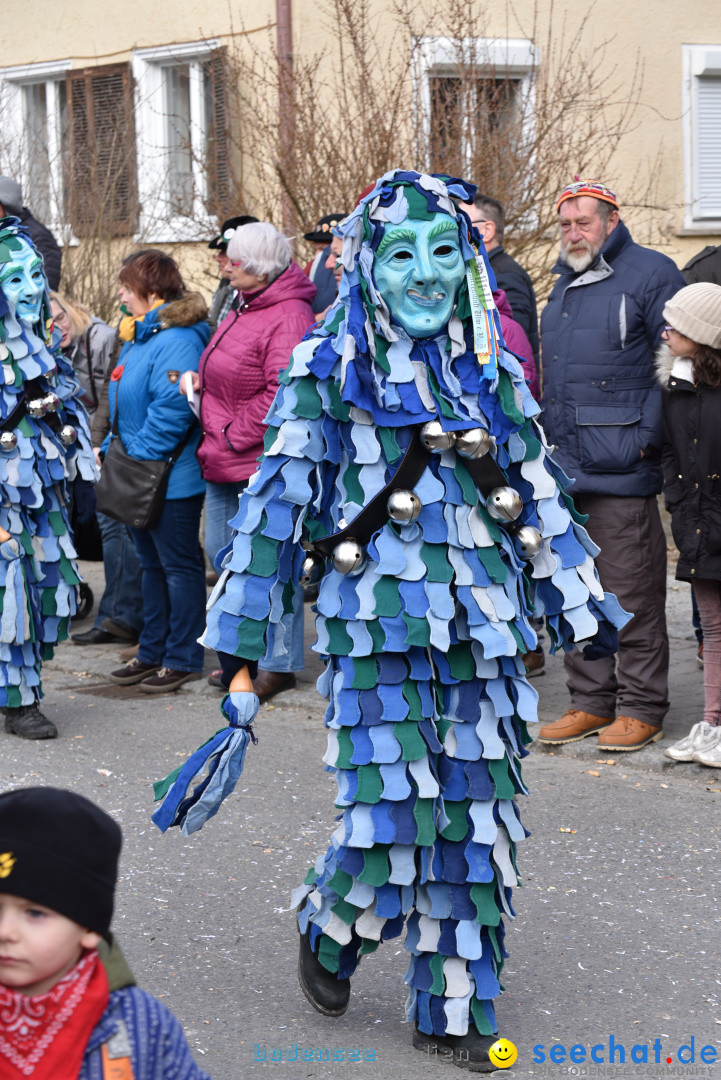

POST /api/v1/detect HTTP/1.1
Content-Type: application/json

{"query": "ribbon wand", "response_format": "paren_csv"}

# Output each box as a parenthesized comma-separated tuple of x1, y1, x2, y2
(151, 665, 260, 836)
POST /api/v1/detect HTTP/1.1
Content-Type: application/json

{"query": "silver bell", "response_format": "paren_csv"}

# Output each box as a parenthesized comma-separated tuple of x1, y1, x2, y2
(455, 427, 491, 460)
(387, 489, 421, 523)
(0, 431, 17, 452)
(27, 398, 47, 419)
(42, 392, 60, 413)
(331, 538, 366, 576)
(419, 420, 456, 452)
(486, 486, 523, 523)
(513, 525, 543, 560)
(59, 424, 77, 446)
(299, 551, 325, 587)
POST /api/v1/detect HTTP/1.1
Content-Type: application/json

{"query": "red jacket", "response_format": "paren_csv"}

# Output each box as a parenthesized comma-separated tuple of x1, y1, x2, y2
(196, 262, 316, 482)
(494, 288, 540, 401)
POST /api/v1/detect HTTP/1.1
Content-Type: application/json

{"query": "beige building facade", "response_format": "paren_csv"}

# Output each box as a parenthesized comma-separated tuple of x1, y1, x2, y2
(1, 0, 721, 295)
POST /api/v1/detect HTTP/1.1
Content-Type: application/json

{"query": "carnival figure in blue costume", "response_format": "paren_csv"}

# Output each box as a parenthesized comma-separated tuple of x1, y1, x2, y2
(0, 220, 96, 740)
(157, 172, 628, 1071)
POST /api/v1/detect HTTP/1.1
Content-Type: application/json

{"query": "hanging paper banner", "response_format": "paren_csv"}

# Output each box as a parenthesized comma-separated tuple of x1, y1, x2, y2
(467, 257, 500, 376)
(466, 263, 489, 357)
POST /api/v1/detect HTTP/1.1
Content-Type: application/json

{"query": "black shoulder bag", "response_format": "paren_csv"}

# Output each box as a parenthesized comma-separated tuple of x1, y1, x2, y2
(95, 389, 197, 530)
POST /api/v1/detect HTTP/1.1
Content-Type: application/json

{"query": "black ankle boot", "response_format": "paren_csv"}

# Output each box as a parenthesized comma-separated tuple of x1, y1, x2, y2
(412, 1023, 500, 1072)
(4, 703, 57, 740)
(297, 927, 350, 1016)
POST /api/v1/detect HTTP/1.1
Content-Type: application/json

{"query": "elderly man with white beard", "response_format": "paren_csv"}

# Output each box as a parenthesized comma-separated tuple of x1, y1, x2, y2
(538, 179, 686, 752)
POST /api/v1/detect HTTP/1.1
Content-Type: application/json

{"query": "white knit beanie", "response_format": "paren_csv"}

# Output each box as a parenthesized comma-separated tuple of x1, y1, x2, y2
(663, 282, 721, 349)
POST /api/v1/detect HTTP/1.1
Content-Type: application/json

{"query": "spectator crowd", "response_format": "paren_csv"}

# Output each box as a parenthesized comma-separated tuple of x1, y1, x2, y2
(1, 170, 719, 765)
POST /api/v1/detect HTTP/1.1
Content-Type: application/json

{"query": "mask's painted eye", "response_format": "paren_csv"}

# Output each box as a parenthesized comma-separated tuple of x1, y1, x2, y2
(433, 244, 455, 257)
(392, 249, 414, 261)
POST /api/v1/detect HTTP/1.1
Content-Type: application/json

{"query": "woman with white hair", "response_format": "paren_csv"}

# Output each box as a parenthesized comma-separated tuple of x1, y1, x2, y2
(182, 220, 316, 701)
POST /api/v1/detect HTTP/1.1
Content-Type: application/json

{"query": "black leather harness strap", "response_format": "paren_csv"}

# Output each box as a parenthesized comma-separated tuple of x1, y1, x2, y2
(313, 426, 431, 556)
(310, 424, 513, 558)
(455, 449, 508, 497)
(0, 379, 62, 435)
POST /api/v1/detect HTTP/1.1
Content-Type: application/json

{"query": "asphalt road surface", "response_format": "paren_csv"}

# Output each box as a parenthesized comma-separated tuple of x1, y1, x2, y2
(3, 562, 719, 1079)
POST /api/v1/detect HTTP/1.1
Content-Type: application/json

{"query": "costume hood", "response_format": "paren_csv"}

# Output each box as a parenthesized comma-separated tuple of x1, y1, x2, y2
(286, 170, 535, 430)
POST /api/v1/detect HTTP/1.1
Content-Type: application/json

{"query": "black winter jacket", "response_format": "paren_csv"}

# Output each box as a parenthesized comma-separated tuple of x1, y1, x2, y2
(488, 246, 539, 364)
(657, 344, 721, 583)
(683, 244, 721, 286)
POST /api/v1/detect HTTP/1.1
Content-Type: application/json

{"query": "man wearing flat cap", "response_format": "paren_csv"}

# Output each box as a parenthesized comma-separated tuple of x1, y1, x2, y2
(207, 214, 258, 331)
(303, 212, 347, 314)
(539, 179, 686, 752)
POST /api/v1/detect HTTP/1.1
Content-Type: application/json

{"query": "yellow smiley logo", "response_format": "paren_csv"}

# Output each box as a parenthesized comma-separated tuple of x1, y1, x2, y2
(488, 1038, 518, 1068)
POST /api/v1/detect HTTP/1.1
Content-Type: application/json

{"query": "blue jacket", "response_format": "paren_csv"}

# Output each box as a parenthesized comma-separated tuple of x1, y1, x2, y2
(80, 986, 212, 1080)
(540, 221, 686, 496)
(103, 294, 210, 499)
(78, 937, 212, 1080)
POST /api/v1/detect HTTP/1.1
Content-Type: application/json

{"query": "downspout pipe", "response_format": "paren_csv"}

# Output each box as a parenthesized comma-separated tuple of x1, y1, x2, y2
(276, 0, 297, 244)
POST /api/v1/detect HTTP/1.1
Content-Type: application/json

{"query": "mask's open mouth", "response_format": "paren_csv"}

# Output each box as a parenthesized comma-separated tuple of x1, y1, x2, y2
(407, 289, 445, 307)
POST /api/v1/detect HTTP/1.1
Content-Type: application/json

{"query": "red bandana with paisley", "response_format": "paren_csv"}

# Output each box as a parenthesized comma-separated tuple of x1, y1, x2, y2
(0, 949, 109, 1078)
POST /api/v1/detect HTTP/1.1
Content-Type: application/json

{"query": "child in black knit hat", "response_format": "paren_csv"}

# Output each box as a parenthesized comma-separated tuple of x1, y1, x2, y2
(0, 786, 211, 1080)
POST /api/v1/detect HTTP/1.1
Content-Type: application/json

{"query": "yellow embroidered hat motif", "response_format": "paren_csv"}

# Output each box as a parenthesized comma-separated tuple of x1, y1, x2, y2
(0, 851, 16, 878)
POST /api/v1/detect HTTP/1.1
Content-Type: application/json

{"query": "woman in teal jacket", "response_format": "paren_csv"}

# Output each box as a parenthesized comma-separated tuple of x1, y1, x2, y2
(103, 250, 210, 694)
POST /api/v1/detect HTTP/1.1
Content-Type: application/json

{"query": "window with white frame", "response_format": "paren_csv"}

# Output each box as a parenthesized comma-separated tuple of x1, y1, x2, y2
(132, 41, 230, 242)
(683, 44, 721, 231)
(414, 37, 538, 179)
(0, 60, 72, 237)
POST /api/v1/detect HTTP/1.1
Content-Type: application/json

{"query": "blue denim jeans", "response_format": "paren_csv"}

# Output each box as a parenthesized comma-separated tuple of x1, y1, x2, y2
(130, 494, 207, 672)
(205, 479, 305, 672)
(95, 512, 143, 633)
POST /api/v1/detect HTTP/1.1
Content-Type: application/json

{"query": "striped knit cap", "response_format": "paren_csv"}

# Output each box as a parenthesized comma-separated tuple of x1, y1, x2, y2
(556, 177, 619, 212)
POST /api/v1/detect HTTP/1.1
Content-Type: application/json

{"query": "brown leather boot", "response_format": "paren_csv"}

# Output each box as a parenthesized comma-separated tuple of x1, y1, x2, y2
(597, 715, 663, 751)
(252, 670, 297, 703)
(537, 708, 613, 745)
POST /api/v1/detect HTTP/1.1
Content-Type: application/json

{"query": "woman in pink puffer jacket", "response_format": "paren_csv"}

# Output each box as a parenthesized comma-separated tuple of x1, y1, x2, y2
(493, 287, 540, 401)
(183, 222, 316, 700)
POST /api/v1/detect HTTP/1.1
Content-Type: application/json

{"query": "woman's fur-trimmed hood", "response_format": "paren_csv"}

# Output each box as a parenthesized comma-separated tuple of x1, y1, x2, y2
(158, 291, 208, 329)
(655, 342, 674, 388)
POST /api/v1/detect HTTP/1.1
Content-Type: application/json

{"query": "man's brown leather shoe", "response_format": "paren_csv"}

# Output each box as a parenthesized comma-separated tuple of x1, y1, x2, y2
(252, 670, 297, 703)
(597, 715, 663, 751)
(537, 709, 613, 745)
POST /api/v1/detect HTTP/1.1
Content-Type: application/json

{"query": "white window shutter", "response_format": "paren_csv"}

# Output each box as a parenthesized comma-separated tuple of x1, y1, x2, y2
(695, 76, 721, 219)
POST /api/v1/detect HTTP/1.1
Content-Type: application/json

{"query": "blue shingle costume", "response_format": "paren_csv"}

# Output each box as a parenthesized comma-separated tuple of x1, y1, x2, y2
(0, 221, 95, 707)
(195, 173, 628, 1039)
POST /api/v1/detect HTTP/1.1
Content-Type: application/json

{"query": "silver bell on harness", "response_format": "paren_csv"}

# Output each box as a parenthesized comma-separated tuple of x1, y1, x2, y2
(299, 550, 325, 587)
(331, 538, 366, 576)
(513, 524, 543, 560)
(419, 420, 456, 452)
(59, 424, 77, 446)
(486, 486, 523, 523)
(0, 432, 17, 452)
(42, 392, 60, 413)
(455, 427, 491, 460)
(387, 490, 421, 523)
(27, 398, 47, 419)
